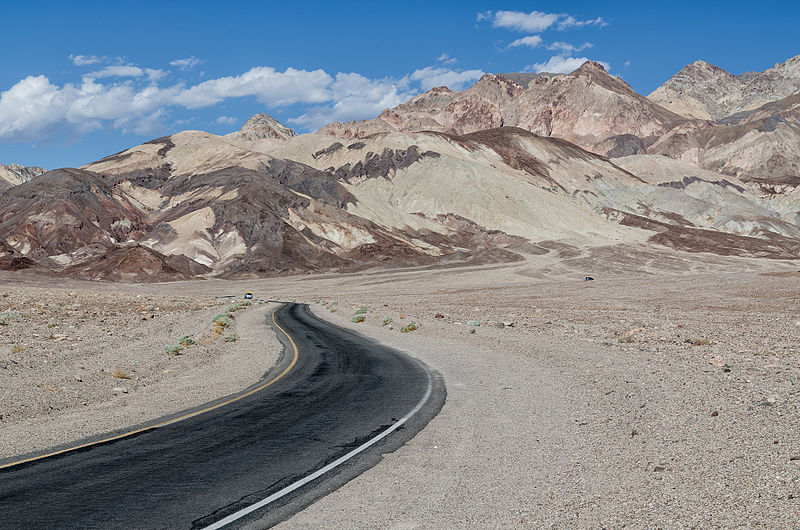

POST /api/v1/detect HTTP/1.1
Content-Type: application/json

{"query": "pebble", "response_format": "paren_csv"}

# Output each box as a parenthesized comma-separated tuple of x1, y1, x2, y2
(112, 387, 128, 394)
(466, 320, 481, 327)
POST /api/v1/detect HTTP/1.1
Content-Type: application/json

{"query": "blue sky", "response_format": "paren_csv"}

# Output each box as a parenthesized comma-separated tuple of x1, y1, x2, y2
(1, 0, 798, 169)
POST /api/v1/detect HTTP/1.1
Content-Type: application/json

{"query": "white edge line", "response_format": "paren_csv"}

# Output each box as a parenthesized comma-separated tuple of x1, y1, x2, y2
(202, 367, 434, 530)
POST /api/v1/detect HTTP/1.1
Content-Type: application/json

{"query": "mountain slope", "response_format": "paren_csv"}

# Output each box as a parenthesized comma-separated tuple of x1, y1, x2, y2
(0, 164, 47, 191)
(320, 63, 685, 157)
(648, 55, 800, 120)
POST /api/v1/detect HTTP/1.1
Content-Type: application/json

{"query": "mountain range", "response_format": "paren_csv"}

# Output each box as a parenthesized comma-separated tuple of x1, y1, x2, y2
(1, 55, 798, 280)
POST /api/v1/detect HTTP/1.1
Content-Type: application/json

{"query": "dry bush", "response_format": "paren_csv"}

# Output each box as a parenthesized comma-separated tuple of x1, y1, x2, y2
(110, 366, 131, 379)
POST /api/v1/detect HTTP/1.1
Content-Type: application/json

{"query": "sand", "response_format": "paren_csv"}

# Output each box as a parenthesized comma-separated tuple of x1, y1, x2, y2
(1, 244, 799, 526)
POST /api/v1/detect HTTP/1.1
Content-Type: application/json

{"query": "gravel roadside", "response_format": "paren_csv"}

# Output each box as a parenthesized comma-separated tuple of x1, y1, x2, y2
(268, 268, 800, 528)
(0, 290, 281, 460)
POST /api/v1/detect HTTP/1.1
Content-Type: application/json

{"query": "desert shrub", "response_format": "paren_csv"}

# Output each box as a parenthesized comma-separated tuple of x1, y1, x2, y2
(227, 301, 252, 312)
(351, 315, 366, 323)
(223, 333, 239, 342)
(0, 309, 22, 326)
(353, 307, 368, 315)
(331, 301, 338, 306)
(212, 314, 232, 328)
(401, 322, 419, 333)
(618, 334, 634, 343)
(179, 335, 196, 347)
(110, 366, 131, 379)
(329, 307, 337, 313)
(382, 316, 392, 326)
(10, 344, 24, 354)
(165, 343, 185, 355)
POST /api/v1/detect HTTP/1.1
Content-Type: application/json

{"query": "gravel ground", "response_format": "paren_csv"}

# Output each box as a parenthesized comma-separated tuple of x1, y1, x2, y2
(247, 252, 798, 528)
(1, 244, 799, 527)
(0, 286, 280, 460)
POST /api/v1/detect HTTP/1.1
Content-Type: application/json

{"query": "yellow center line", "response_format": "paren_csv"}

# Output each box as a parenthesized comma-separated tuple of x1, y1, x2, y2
(0, 306, 299, 471)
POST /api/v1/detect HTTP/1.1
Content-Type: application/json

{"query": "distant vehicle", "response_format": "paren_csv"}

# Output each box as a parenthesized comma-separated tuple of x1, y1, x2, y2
(244, 291, 254, 300)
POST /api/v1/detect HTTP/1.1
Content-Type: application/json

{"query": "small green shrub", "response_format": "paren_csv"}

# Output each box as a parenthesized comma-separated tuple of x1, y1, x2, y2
(353, 308, 368, 315)
(212, 314, 232, 328)
(228, 301, 252, 312)
(179, 335, 196, 347)
(401, 322, 419, 333)
(165, 343, 184, 355)
(331, 301, 338, 306)
(0, 309, 22, 326)
(351, 315, 366, 323)
(223, 333, 239, 342)
(382, 316, 393, 326)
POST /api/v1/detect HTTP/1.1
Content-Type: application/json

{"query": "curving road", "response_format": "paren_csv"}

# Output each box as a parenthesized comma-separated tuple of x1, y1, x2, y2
(0, 303, 445, 529)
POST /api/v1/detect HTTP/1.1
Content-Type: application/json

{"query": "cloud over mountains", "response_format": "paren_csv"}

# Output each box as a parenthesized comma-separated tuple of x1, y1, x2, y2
(0, 59, 484, 140)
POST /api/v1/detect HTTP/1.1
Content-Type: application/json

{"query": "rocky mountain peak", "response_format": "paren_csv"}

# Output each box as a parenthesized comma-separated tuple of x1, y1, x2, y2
(649, 54, 800, 120)
(647, 59, 745, 120)
(575, 60, 608, 73)
(237, 113, 296, 141)
(428, 86, 453, 94)
(0, 163, 47, 191)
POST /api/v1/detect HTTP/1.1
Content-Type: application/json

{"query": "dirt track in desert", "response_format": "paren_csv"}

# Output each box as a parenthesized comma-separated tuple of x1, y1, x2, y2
(1, 244, 799, 526)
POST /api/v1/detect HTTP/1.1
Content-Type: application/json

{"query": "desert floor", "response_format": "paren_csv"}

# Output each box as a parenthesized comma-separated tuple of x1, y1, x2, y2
(1, 242, 799, 527)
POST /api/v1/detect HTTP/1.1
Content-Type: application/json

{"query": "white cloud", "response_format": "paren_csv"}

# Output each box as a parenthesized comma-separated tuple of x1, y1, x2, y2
(436, 53, 457, 65)
(483, 10, 608, 33)
(69, 54, 102, 66)
(557, 16, 608, 30)
(177, 66, 333, 108)
(492, 10, 559, 32)
(290, 73, 415, 129)
(546, 41, 593, 53)
(527, 56, 610, 74)
(624, 60, 631, 67)
(146, 69, 167, 82)
(170, 56, 203, 70)
(508, 35, 543, 48)
(89, 66, 145, 78)
(0, 60, 488, 140)
(216, 115, 237, 125)
(410, 67, 484, 91)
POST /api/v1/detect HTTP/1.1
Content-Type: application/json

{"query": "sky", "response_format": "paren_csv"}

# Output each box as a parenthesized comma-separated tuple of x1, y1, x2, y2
(1, 0, 799, 169)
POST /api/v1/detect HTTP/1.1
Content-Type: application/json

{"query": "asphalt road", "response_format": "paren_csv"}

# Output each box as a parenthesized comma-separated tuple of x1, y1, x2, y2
(0, 303, 445, 529)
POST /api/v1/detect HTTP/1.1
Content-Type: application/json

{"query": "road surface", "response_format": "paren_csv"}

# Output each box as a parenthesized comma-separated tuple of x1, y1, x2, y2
(0, 303, 445, 529)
